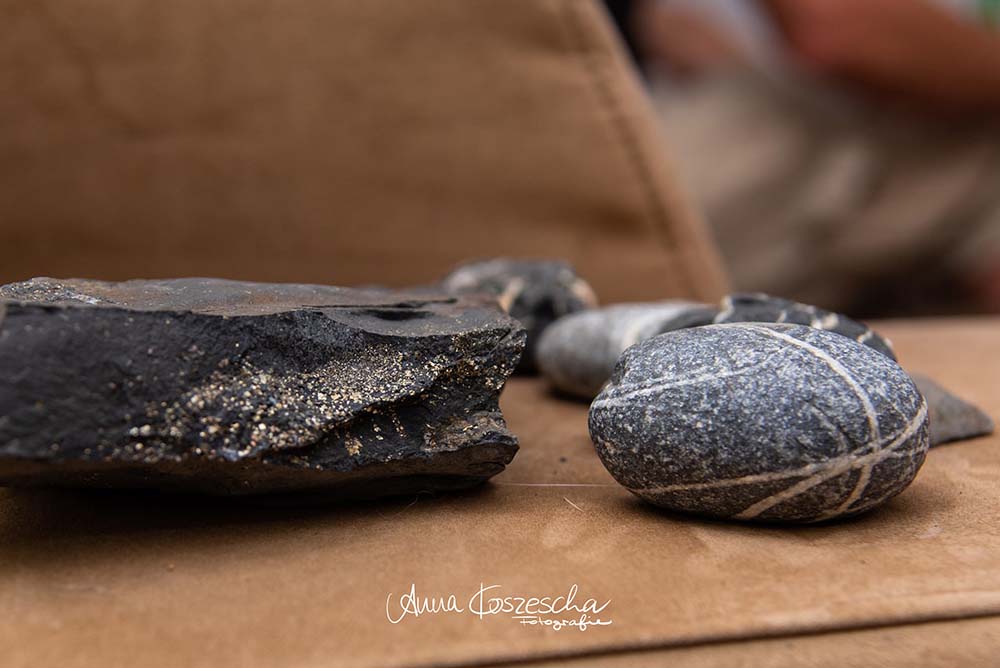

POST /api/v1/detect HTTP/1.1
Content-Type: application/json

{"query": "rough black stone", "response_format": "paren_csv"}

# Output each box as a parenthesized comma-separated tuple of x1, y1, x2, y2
(0, 277, 525, 497)
(589, 324, 928, 523)
(438, 259, 597, 372)
(911, 373, 994, 447)
(715, 293, 896, 360)
(536, 301, 717, 399)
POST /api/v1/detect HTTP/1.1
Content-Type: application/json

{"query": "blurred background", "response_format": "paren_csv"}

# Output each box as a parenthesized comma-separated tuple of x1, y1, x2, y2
(607, 0, 1000, 318)
(3, 0, 1000, 319)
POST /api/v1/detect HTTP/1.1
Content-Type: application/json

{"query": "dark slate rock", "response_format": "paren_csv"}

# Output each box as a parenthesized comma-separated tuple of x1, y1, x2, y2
(438, 259, 597, 373)
(589, 324, 928, 523)
(911, 373, 994, 447)
(536, 301, 717, 400)
(0, 277, 525, 498)
(714, 293, 896, 361)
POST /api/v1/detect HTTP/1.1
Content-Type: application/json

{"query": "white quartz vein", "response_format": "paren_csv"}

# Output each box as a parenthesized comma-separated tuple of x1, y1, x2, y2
(630, 399, 926, 519)
(746, 325, 881, 443)
(735, 401, 924, 520)
(713, 296, 734, 323)
(813, 312, 839, 329)
(744, 325, 890, 518)
(591, 358, 775, 410)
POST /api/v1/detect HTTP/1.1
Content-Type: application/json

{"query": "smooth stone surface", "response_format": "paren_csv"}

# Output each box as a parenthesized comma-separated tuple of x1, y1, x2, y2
(439, 258, 597, 372)
(536, 301, 717, 399)
(911, 373, 995, 447)
(589, 324, 929, 523)
(715, 293, 896, 360)
(0, 277, 525, 497)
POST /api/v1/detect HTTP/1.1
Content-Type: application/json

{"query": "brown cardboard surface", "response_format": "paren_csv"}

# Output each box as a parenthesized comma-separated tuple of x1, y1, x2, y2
(0, 0, 726, 304)
(530, 616, 1000, 668)
(2, 317, 999, 667)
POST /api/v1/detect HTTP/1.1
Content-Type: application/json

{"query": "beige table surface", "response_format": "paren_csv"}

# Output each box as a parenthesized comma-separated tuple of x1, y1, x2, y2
(2, 317, 999, 667)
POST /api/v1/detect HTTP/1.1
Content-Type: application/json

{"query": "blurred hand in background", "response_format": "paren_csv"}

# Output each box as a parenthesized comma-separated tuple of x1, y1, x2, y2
(609, 0, 1000, 317)
(631, 2, 750, 78)
(760, 0, 1000, 112)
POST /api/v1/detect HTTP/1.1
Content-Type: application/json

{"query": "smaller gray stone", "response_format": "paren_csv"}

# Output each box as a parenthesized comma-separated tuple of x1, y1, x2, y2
(911, 373, 994, 447)
(715, 293, 896, 360)
(589, 324, 929, 523)
(439, 259, 598, 373)
(536, 301, 717, 399)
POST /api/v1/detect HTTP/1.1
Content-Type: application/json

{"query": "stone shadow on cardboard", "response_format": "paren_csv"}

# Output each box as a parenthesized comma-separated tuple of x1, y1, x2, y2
(0, 483, 497, 573)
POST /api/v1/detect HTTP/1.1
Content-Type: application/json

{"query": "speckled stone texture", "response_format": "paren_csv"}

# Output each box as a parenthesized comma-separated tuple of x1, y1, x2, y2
(439, 259, 597, 372)
(589, 324, 929, 523)
(536, 301, 716, 400)
(715, 293, 896, 360)
(911, 373, 995, 447)
(0, 277, 525, 497)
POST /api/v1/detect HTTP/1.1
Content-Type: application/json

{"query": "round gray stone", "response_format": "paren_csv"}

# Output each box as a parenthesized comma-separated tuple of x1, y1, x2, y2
(589, 323, 929, 523)
(536, 301, 717, 399)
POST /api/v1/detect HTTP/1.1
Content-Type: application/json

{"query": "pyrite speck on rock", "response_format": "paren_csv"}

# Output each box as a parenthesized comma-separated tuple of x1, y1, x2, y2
(0, 278, 525, 497)
(589, 324, 929, 523)
(536, 301, 717, 399)
(439, 259, 597, 372)
(715, 293, 896, 360)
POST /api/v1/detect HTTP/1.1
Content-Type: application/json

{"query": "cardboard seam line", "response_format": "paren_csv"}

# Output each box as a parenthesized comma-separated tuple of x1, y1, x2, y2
(394, 604, 1000, 668)
(555, 0, 697, 299)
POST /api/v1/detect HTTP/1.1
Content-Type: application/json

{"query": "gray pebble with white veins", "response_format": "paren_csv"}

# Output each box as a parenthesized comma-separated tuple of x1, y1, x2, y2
(589, 323, 929, 523)
(715, 293, 896, 360)
(536, 301, 716, 399)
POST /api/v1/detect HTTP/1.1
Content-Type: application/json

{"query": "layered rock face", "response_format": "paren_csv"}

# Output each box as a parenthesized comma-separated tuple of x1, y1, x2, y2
(0, 278, 525, 498)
